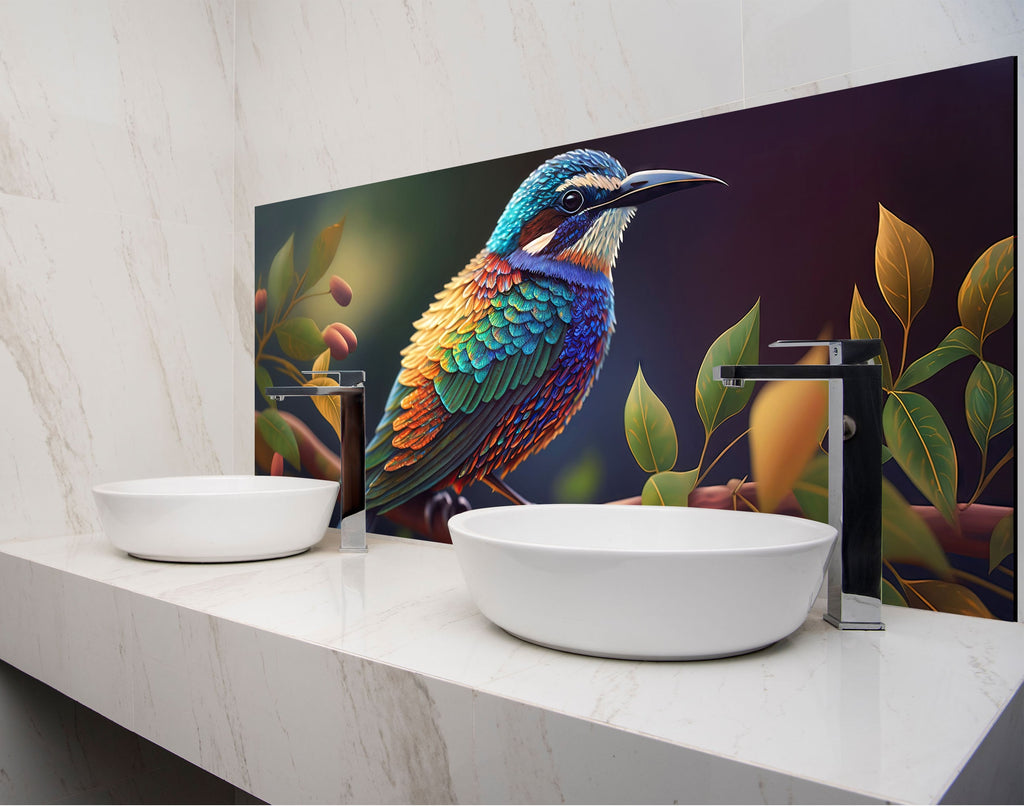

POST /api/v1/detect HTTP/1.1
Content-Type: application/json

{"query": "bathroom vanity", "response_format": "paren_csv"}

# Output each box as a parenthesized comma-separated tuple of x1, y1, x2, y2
(0, 531, 1020, 804)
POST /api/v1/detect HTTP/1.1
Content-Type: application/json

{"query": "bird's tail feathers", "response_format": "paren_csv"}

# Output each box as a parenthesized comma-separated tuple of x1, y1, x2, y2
(366, 381, 530, 513)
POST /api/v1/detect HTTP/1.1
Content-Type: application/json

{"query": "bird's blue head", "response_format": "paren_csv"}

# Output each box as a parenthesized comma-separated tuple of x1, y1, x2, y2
(486, 148, 723, 286)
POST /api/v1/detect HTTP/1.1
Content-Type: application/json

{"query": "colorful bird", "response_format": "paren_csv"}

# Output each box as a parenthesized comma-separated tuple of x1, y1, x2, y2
(366, 148, 723, 513)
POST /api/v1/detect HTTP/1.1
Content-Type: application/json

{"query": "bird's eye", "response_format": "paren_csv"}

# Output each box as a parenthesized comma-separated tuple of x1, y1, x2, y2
(559, 189, 585, 214)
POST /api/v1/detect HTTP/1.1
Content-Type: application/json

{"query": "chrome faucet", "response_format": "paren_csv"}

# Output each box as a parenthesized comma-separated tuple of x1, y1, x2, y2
(714, 339, 884, 630)
(265, 370, 367, 553)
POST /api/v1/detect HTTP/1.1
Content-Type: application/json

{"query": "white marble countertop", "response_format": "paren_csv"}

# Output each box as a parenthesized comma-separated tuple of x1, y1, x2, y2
(0, 530, 1022, 804)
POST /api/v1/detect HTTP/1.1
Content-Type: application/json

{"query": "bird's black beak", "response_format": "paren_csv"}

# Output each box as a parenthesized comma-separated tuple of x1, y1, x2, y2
(590, 169, 726, 211)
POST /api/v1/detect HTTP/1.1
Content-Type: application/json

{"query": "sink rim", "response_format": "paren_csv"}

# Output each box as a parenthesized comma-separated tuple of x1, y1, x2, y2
(93, 474, 339, 497)
(448, 503, 837, 556)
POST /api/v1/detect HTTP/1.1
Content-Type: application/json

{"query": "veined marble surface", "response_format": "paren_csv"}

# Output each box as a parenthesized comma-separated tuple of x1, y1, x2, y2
(0, 531, 1021, 804)
(1, 0, 235, 541)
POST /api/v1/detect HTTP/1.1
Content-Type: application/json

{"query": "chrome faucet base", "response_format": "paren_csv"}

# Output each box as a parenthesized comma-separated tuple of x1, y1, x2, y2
(340, 511, 367, 553)
(823, 613, 886, 631)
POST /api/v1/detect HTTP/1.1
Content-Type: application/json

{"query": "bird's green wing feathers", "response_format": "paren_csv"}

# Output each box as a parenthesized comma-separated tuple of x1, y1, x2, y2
(431, 277, 573, 415)
(366, 276, 574, 507)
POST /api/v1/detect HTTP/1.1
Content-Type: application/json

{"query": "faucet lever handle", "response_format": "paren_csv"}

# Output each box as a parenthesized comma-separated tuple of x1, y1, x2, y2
(303, 369, 342, 384)
(768, 339, 832, 348)
(769, 339, 881, 365)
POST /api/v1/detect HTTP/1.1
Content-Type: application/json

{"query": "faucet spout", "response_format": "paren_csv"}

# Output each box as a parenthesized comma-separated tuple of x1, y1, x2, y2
(713, 362, 879, 384)
(715, 339, 884, 630)
(264, 370, 367, 553)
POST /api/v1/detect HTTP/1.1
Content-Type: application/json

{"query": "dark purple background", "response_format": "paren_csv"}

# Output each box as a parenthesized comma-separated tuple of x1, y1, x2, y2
(577, 56, 1017, 508)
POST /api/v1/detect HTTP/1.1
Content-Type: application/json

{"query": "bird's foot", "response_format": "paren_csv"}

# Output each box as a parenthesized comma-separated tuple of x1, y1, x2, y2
(423, 489, 472, 537)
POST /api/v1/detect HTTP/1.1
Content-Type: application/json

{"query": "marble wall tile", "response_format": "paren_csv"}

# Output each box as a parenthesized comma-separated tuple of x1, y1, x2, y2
(1, 0, 236, 540)
(0, 0, 234, 227)
(742, 25, 1024, 134)
(233, 0, 743, 207)
(0, 193, 233, 539)
(742, 0, 1024, 99)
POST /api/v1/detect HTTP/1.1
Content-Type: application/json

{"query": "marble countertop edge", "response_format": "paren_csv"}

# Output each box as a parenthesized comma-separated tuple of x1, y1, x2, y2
(1, 530, 1022, 804)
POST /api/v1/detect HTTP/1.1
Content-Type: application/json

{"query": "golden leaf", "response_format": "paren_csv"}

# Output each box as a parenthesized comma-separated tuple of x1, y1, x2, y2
(903, 579, 995, 619)
(875, 204, 934, 332)
(958, 235, 1014, 347)
(300, 217, 347, 294)
(304, 376, 341, 439)
(749, 343, 829, 513)
(849, 284, 893, 390)
(313, 348, 331, 375)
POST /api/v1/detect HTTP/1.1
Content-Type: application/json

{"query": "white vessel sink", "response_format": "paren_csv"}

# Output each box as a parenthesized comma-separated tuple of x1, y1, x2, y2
(448, 504, 837, 661)
(93, 475, 339, 562)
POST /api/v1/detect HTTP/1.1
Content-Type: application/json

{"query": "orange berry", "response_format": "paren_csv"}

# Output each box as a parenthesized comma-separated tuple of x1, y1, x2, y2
(270, 452, 284, 476)
(255, 288, 267, 314)
(329, 276, 353, 307)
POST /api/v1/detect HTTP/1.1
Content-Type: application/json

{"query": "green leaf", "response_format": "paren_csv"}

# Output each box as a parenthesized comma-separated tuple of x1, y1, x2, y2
(300, 217, 346, 294)
(883, 391, 958, 527)
(881, 479, 953, 579)
(882, 578, 907, 607)
(624, 366, 677, 474)
(989, 513, 1014, 574)
(849, 284, 893, 390)
(256, 408, 300, 470)
(794, 454, 952, 578)
(895, 327, 981, 391)
(641, 469, 698, 506)
(965, 361, 1014, 452)
(255, 364, 274, 408)
(792, 454, 829, 523)
(695, 299, 760, 437)
(552, 450, 604, 503)
(958, 236, 1015, 348)
(276, 317, 328, 362)
(875, 204, 933, 332)
(267, 234, 295, 318)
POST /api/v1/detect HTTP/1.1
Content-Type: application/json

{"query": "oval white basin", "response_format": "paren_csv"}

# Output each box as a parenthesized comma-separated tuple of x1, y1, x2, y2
(448, 504, 837, 661)
(93, 475, 339, 562)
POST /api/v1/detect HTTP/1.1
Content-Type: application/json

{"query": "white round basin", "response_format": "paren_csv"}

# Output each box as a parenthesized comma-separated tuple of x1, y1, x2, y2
(93, 475, 339, 562)
(448, 504, 837, 661)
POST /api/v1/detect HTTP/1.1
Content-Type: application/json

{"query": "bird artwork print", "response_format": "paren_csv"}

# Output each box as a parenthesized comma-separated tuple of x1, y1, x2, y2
(366, 148, 723, 518)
